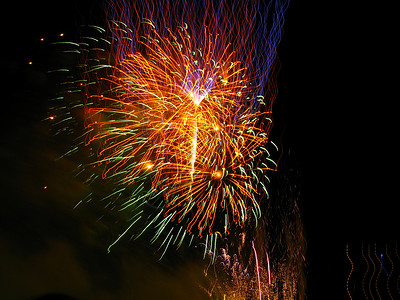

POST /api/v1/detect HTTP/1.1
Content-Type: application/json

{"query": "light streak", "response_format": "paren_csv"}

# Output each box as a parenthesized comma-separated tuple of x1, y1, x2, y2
(381, 253, 389, 276)
(375, 243, 382, 300)
(385, 244, 394, 300)
(190, 115, 198, 180)
(361, 243, 369, 299)
(346, 243, 353, 300)
(266, 249, 272, 285)
(346, 243, 400, 300)
(252, 240, 262, 300)
(368, 244, 376, 299)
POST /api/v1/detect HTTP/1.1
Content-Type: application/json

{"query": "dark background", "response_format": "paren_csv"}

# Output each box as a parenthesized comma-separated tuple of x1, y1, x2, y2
(1, 0, 397, 299)
(279, 1, 397, 299)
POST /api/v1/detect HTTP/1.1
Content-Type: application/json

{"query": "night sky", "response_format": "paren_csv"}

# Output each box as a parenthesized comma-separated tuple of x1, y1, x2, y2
(1, 1, 397, 299)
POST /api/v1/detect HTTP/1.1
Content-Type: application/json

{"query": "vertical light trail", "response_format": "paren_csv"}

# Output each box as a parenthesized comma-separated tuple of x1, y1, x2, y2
(346, 244, 353, 300)
(385, 244, 394, 300)
(266, 249, 272, 285)
(368, 244, 376, 299)
(252, 240, 262, 300)
(361, 243, 369, 299)
(375, 243, 382, 300)
(190, 119, 198, 179)
(189, 94, 205, 208)
(189, 93, 202, 179)
(380, 252, 389, 277)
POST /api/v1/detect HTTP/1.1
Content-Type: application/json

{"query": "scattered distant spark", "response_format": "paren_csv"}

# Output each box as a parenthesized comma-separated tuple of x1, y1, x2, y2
(48, 0, 288, 260)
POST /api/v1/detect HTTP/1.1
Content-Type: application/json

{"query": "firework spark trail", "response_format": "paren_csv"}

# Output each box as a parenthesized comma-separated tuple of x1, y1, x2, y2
(346, 244, 354, 300)
(368, 244, 376, 298)
(361, 243, 369, 299)
(252, 240, 262, 300)
(266, 249, 272, 285)
(386, 244, 394, 300)
(64, 0, 289, 256)
(381, 253, 389, 276)
(375, 244, 383, 300)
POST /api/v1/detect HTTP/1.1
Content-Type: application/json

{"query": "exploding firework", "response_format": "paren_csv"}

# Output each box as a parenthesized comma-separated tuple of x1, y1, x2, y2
(49, 11, 299, 297)
(45, 0, 308, 298)
(48, 0, 289, 263)
(85, 20, 273, 238)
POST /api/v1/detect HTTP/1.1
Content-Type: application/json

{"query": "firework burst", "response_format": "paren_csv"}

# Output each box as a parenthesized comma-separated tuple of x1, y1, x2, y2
(86, 20, 275, 236)
(48, 0, 288, 259)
